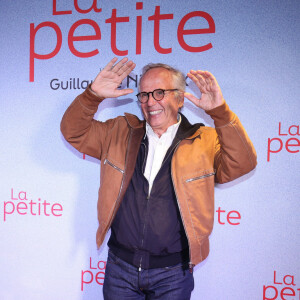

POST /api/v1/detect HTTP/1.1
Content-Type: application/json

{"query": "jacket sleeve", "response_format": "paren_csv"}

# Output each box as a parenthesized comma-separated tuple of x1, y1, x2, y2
(60, 86, 118, 160)
(205, 102, 257, 183)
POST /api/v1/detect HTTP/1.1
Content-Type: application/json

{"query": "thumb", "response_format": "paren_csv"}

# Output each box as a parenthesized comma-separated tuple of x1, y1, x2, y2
(115, 88, 134, 97)
(184, 92, 199, 106)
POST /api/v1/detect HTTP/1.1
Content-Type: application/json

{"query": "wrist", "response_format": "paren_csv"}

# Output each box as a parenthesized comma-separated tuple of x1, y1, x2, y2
(90, 83, 103, 98)
(205, 101, 235, 127)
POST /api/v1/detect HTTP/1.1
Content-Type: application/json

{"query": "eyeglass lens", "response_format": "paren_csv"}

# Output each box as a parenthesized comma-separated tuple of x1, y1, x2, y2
(139, 89, 165, 102)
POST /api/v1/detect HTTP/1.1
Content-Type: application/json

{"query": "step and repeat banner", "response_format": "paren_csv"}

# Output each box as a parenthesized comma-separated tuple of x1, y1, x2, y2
(0, 1, 299, 299)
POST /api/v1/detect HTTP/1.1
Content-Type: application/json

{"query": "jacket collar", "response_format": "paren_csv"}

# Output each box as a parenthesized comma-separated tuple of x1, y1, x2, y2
(124, 112, 204, 139)
(124, 113, 145, 129)
(176, 113, 204, 140)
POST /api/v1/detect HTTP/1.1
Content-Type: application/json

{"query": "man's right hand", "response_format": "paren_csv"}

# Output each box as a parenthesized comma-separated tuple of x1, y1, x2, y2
(91, 57, 136, 99)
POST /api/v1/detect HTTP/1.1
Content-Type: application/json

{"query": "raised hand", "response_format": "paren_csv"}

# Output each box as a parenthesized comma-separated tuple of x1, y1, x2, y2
(184, 70, 225, 111)
(91, 57, 136, 99)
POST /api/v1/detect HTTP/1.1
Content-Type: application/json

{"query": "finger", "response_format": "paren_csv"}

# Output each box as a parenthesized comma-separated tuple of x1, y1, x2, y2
(193, 70, 218, 93)
(200, 71, 216, 81)
(187, 72, 208, 93)
(187, 72, 201, 86)
(103, 57, 118, 71)
(198, 72, 213, 88)
(111, 57, 129, 72)
(188, 70, 206, 85)
(115, 88, 134, 97)
(119, 62, 136, 81)
(117, 60, 134, 75)
(193, 72, 207, 88)
(184, 92, 200, 106)
(195, 71, 223, 101)
(198, 71, 218, 89)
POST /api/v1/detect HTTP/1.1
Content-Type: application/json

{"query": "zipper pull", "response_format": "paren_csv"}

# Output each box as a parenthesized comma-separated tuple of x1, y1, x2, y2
(189, 262, 194, 273)
(138, 257, 143, 272)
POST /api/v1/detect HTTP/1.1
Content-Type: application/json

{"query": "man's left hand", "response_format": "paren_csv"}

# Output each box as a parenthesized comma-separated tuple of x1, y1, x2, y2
(184, 70, 225, 111)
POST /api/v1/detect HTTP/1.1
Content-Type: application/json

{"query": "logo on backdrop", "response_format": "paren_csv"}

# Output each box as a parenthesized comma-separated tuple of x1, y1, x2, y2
(49, 73, 139, 91)
(50, 78, 93, 90)
(215, 207, 241, 225)
(2, 188, 63, 221)
(267, 122, 300, 162)
(263, 271, 299, 299)
(81, 257, 106, 291)
(29, 1, 216, 82)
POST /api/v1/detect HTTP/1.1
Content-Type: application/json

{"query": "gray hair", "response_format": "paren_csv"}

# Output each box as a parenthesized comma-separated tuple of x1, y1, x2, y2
(139, 63, 186, 94)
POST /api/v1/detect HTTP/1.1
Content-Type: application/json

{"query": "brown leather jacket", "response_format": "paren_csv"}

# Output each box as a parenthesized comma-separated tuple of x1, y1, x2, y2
(61, 87, 257, 267)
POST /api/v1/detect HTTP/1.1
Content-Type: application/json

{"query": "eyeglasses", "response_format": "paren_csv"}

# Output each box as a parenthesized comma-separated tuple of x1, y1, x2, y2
(136, 89, 179, 103)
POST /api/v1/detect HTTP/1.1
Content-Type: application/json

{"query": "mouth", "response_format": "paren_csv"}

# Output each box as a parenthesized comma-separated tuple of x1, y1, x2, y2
(149, 110, 163, 116)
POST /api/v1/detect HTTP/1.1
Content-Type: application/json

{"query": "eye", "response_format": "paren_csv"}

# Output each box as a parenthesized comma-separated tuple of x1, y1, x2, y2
(155, 89, 164, 96)
(140, 92, 148, 98)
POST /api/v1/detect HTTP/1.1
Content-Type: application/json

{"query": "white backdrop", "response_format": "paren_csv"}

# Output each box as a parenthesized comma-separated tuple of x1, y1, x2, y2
(0, 0, 299, 299)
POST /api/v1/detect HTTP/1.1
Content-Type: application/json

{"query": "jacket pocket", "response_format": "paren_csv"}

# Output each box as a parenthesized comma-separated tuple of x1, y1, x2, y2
(103, 158, 124, 174)
(98, 158, 124, 233)
(181, 169, 215, 240)
(185, 171, 215, 183)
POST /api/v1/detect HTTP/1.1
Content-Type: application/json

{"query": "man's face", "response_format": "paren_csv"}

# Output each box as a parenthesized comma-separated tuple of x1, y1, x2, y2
(140, 68, 183, 137)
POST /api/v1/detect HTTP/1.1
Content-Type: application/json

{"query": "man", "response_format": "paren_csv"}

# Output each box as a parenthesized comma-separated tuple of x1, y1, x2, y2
(61, 57, 257, 299)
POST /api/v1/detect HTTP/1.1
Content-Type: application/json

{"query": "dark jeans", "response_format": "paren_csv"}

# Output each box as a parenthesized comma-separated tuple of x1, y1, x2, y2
(103, 250, 194, 300)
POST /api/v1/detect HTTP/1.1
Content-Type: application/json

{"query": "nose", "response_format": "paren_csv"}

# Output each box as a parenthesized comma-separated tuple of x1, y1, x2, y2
(147, 93, 156, 106)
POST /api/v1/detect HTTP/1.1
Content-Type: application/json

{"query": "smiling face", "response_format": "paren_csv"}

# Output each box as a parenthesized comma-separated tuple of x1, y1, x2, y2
(139, 68, 184, 137)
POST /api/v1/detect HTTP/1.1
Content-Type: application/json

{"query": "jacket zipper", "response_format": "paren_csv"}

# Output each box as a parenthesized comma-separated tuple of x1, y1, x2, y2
(139, 138, 181, 269)
(185, 172, 215, 183)
(140, 142, 149, 270)
(141, 143, 149, 265)
(104, 130, 132, 236)
(170, 141, 194, 269)
(138, 192, 149, 273)
(141, 141, 147, 175)
(103, 159, 124, 174)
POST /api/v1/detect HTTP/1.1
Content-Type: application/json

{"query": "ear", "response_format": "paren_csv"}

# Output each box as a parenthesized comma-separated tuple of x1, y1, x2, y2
(178, 93, 184, 108)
